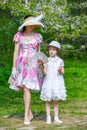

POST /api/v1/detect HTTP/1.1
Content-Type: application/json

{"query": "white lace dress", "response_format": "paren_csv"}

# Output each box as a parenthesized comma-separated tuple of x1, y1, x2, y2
(40, 56, 66, 101)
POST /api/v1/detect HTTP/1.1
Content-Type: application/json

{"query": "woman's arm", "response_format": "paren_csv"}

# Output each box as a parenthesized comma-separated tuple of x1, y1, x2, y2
(13, 43, 20, 68)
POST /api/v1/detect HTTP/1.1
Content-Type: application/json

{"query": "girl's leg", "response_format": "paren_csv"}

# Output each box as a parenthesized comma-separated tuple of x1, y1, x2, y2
(54, 100, 62, 123)
(46, 101, 51, 117)
(23, 86, 32, 122)
(46, 101, 51, 123)
(54, 100, 58, 117)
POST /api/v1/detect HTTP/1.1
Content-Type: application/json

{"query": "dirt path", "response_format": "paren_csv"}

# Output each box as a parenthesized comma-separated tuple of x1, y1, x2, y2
(0, 101, 87, 130)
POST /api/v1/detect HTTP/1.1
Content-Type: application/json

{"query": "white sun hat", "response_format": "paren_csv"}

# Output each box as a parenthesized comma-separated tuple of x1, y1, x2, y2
(18, 14, 44, 31)
(47, 41, 61, 50)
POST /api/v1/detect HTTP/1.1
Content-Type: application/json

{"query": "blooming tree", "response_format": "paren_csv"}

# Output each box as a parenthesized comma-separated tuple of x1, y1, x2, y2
(0, 0, 87, 45)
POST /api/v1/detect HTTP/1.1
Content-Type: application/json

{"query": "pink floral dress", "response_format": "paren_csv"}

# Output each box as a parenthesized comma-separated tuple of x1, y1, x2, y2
(8, 32, 43, 91)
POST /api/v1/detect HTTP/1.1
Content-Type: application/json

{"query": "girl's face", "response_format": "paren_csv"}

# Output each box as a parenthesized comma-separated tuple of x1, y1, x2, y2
(48, 46, 58, 57)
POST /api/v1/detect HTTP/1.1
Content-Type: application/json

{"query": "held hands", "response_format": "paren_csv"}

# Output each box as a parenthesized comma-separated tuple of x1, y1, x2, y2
(38, 60, 47, 75)
(58, 67, 64, 75)
(38, 60, 44, 69)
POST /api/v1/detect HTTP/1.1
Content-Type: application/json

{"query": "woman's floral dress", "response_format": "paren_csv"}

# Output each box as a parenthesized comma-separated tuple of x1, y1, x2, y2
(8, 32, 43, 91)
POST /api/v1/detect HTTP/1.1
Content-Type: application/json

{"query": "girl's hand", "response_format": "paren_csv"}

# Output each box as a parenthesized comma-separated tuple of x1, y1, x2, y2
(58, 67, 64, 74)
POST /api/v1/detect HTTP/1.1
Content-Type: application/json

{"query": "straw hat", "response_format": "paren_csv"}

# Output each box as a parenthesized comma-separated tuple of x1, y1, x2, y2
(18, 14, 44, 31)
(47, 41, 61, 50)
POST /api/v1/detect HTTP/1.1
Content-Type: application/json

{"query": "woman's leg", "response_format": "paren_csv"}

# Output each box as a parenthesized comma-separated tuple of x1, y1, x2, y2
(23, 86, 32, 122)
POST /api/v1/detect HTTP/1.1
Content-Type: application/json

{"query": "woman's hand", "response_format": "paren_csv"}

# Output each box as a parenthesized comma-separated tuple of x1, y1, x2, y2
(38, 60, 44, 71)
(38, 61, 47, 75)
(58, 67, 64, 74)
(11, 67, 17, 78)
(8, 67, 17, 84)
(38, 60, 43, 67)
(12, 67, 16, 75)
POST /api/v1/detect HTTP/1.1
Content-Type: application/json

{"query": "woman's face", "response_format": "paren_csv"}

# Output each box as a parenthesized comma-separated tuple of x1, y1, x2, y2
(48, 46, 58, 57)
(25, 25, 36, 32)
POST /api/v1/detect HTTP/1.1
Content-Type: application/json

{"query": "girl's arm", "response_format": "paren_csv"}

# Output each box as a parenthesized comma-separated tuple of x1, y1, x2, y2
(38, 44, 40, 52)
(43, 65, 47, 75)
(13, 43, 20, 68)
(58, 67, 64, 75)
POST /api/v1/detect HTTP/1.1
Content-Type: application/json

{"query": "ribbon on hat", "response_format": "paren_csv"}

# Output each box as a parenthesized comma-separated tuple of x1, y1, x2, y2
(34, 13, 43, 22)
(23, 14, 43, 26)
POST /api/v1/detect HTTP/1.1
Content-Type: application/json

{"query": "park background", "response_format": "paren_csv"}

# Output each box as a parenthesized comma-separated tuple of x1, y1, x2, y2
(0, 0, 87, 130)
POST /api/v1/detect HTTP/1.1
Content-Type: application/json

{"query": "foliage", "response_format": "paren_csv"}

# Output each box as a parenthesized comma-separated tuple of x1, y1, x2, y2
(0, 0, 87, 63)
(0, 0, 87, 43)
(0, 59, 87, 115)
(0, 2, 87, 129)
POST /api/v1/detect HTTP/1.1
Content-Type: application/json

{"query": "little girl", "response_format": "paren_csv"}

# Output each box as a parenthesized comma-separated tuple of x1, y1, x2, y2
(40, 41, 67, 124)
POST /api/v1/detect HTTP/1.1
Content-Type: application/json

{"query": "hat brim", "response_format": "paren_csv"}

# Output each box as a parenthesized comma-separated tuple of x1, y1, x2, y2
(18, 22, 44, 32)
(46, 45, 61, 50)
(46, 45, 61, 53)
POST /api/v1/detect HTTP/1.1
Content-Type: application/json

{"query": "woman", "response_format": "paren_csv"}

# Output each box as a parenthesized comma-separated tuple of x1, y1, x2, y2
(8, 14, 44, 124)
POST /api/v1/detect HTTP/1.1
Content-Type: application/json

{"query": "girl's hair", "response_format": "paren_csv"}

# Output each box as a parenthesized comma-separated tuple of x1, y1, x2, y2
(22, 14, 34, 32)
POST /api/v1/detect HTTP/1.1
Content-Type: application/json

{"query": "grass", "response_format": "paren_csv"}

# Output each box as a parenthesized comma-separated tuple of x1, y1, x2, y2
(0, 58, 87, 129)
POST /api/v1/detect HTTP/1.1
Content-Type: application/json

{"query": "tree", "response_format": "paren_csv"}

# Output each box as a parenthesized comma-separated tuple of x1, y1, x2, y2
(0, 0, 87, 47)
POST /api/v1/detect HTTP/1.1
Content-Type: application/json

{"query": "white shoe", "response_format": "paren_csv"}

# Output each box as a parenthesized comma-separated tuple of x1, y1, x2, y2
(54, 117, 62, 124)
(30, 115, 33, 121)
(24, 121, 30, 125)
(24, 115, 33, 125)
(46, 116, 51, 124)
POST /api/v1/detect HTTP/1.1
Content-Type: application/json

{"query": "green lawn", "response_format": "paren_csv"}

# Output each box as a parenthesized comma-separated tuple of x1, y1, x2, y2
(0, 58, 87, 129)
